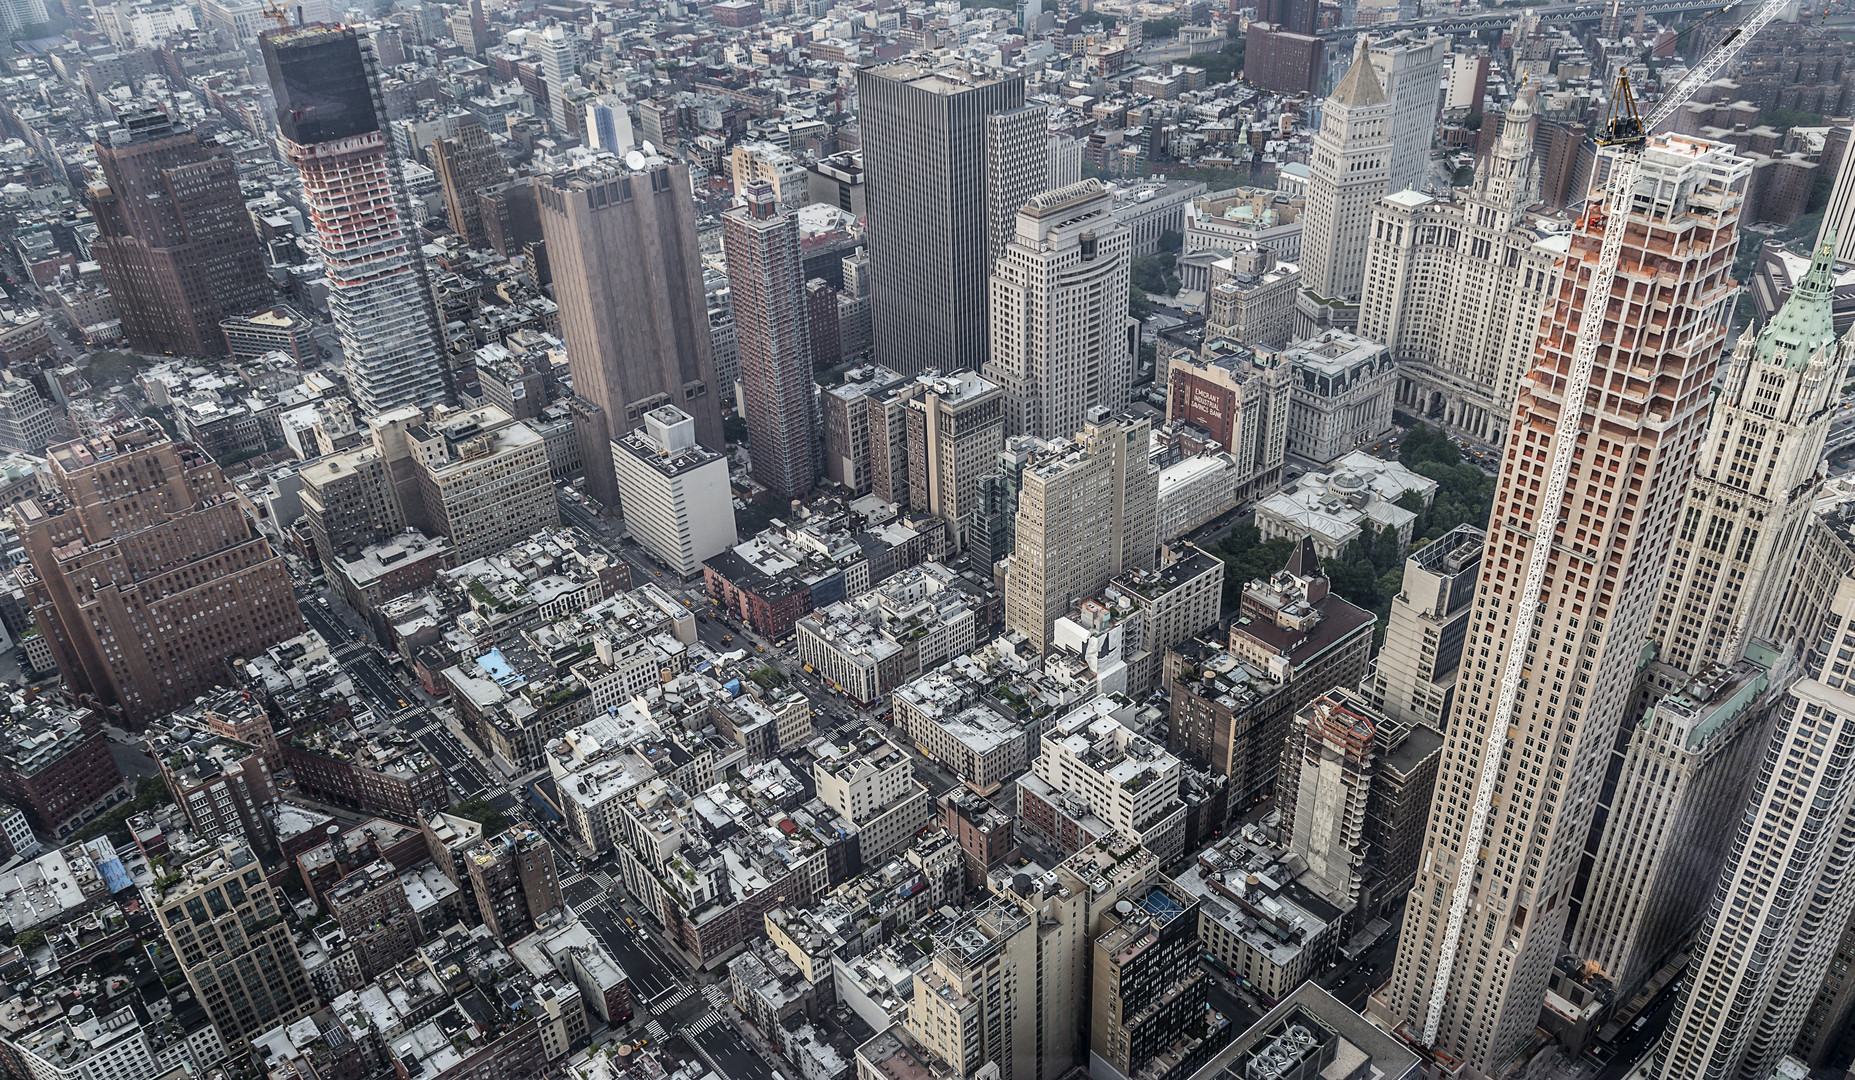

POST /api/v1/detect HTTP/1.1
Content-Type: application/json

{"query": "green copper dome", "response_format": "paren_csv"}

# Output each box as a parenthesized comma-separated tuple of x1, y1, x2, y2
(1757, 229, 1840, 370)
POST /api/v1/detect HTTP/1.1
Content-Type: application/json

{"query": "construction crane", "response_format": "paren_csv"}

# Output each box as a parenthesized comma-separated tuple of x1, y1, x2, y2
(1418, 0, 1798, 1050)
(260, 0, 291, 32)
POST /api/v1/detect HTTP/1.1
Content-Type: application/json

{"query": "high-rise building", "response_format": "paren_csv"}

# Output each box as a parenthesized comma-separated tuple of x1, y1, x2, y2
(585, 95, 632, 151)
(407, 405, 557, 562)
(1302, 38, 1392, 304)
(1650, 575, 1855, 1080)
(1795, 906, 1855, 1068)
(1277, 689, 1401, 927)
(725, 183, 817, 501)
(1367, 32, 1448, 196)
(448, 0, 486, 53)
(1003, 409, 1157, 651)
(1048, 133, 1081, 188)
(904, 900, 1038, 1080)
(1651, 235, 1851, 679)
(1359, 87, 1567, 443)
(0, 374, 57, 453)
(1584, 236, 1855, 1069)
(326, 860, 422, 977)
(86, 110, 271, 357)
(430, 115, 509, 248)
(987, 180, 1134, 440)
(1020, 696, 1189, 863)
(1368, 134, 1750, 1069)
(610, 406, 736, 577)
(1362, 525, 1483, 734)
(465, 823, 563, 943)
(1566, 655, 1780, 1007)
(904, 371, 1007, 550)
(14, 422, 304, 727)
(1164, 341, 1291, 504)
(1565, 243, 1854, 1004)
(1089, 879, 1209, 1080)
(0, 0, 47, 35)
(157, 734, 279, 853)
(539, 153, 724, 508)
(154, 837, 318, 1049)
(811, 727, 929, 863)
(299, 444, 404, 573)
(535, 23, 578, 133)
(823, 365, 908, 494)
(1818, 121, 1855, 254)
(1205, 246, 1301, 348)
(1244, 0, 1322, 95)
(858, 62, 1048, 376)
(263, 25, 447, 414)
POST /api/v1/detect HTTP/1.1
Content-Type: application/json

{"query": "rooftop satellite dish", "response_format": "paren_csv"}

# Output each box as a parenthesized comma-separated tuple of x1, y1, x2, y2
(641, 140, 658, 156)
(625, 150, 647, 171)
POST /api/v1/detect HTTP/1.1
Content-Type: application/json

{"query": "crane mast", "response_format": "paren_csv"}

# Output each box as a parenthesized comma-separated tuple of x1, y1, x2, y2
(1418, 0, 1798, 1048)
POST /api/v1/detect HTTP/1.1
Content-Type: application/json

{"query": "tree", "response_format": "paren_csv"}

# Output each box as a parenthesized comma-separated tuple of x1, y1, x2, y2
(12, 930, 44, 952)
(1397, 423, 1496, 545)
(1142, 17, 1182, 38)
(1212, 524, 1296, 606)
(449, 795, 509, 835)
(1158, 229, 1184, 255)
(1130, 290, 1157, 322)
(1757, 107, 1825, 133)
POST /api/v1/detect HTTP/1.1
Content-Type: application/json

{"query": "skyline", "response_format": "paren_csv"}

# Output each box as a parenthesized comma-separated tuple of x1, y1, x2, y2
(0, 3, 1851, 1080)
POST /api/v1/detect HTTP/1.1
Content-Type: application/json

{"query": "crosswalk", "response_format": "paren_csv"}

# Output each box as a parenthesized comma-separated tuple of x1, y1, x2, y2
(683, 1010, 727, 1038)
(561, 872, 588, 889)
(702, 984, 730, 1009)
(646, 1020, 669, 1041)
(573, 895, 606, 916)
(653, 985, 695, 1013)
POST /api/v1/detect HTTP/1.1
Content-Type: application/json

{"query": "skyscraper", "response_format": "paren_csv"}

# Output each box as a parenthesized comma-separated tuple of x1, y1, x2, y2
(586, 95, 632, 151)
(263, 25, 447, 414)
(1243, 0, 1322, 95)
(1368, 32, 1448, 196)
(725, 182, 816, 501)
(1362, 525, 1483, 735)
(1566, 656, 1780, 1007)
(1302, 39, 1392, 304)
(1367, 134, 1750, 1069)
(1652, 234, 1851, 679)
(903, 371, 1007, 551)
(1566, 245, 1853, 1004)
(1359, 88, 1565, 443)
(14, 422, 304, 728)
(430, 114, 509, 248)
(858, 62, 1048, 376)
(1818, 120, 1855, 253)
(1650, 578, 1855, 1080)
(538, 153, 724, 508)
(987, 180, 1134, 441)
(1003, 409, 1157, 651)
(535, 23, 578, 133)
(87, 109, 271, 357)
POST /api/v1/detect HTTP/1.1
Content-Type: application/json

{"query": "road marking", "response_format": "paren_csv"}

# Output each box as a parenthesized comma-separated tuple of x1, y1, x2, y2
(682, 1010, 726, 1037)
(654, 985, 694, 1012)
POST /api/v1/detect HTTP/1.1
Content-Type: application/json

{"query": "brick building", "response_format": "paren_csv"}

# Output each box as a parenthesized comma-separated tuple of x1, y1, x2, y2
(13, 422, 303, 727)
(0, 696, 127, 839)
